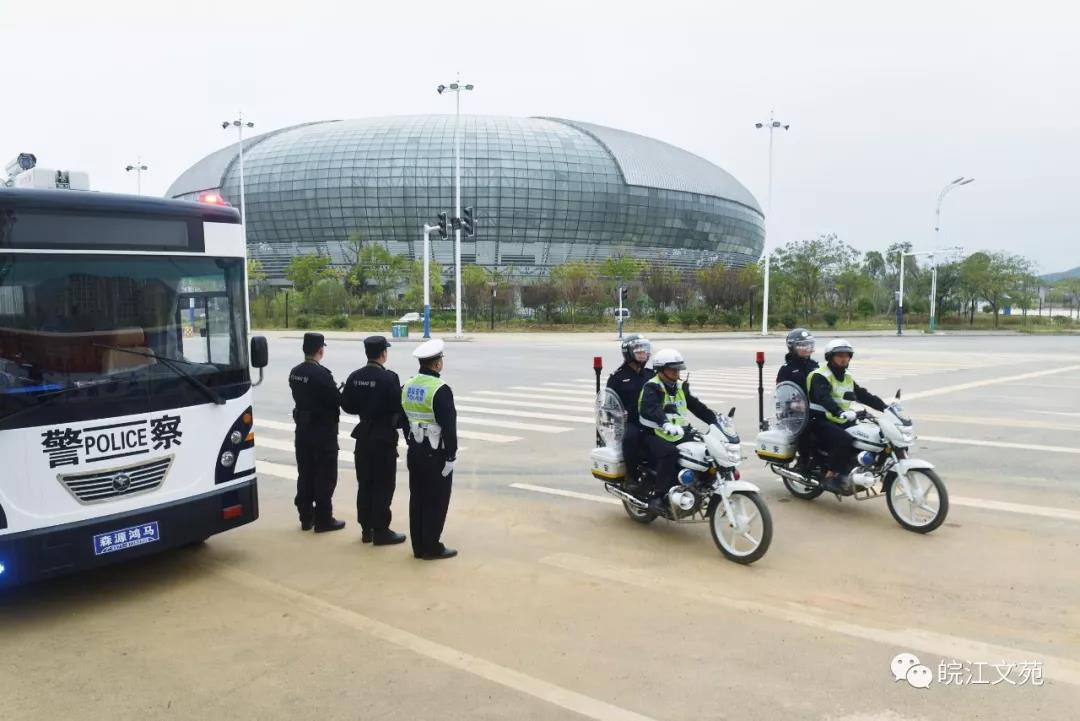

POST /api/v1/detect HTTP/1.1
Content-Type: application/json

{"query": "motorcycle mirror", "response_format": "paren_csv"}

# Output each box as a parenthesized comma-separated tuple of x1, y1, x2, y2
(895, 389, 902, 399)
(728, 407, 736, 417)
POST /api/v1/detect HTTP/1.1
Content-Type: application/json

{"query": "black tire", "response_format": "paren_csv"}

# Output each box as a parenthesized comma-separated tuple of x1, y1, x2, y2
(709, 492, 772, 564)
(782, 475, 825, 500)
(886, 468, 948, 534)
(623, 500, 657, 524)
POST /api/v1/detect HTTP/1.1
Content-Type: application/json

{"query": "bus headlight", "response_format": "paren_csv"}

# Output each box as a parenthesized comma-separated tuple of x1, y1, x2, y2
(229, 430, 243, 445)
(220, 451, 236, 468)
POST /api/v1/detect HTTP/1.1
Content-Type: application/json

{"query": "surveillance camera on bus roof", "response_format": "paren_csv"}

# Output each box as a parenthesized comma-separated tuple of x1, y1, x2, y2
(4, 153, 36, 177)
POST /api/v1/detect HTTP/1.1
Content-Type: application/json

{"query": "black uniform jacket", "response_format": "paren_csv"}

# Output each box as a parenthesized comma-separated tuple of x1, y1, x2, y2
(340, 361, 407, 445)
(606, 363, 656, 423)
(289, 360, 341, 445)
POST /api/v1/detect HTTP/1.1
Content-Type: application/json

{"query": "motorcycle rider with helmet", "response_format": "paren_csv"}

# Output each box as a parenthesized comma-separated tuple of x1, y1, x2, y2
(777, 328, 818, 387)
(638, 348, 719, 502)
(807, 338, 887, 493)
(778, 328, 819, 466)
(606, 335, 655, 481)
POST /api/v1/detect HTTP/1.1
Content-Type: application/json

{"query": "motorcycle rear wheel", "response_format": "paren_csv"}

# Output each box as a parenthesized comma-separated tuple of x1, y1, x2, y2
(709, 491, 772, 564)
(623, 500, 657, 524)
(782, 475, 825, 500)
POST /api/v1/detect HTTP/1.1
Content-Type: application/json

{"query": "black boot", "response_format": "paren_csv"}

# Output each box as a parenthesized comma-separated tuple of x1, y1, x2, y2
(314, 518, 346, 533)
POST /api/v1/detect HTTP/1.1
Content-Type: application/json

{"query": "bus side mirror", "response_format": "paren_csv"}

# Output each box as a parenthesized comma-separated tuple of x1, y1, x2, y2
(251, 336, 269, 369)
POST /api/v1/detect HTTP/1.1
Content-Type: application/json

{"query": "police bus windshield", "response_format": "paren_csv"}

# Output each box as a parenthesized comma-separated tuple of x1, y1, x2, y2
(0, 254, 248, 429)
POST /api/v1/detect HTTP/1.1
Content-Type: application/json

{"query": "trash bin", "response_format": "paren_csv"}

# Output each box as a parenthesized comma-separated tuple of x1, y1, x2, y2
(391, 322, 408, 339)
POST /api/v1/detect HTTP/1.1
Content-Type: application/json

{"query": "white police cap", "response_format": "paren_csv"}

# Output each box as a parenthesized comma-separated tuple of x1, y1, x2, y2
(413, 338, 445, 360)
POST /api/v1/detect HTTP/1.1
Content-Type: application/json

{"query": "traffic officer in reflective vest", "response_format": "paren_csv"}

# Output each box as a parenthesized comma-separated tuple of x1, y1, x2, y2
(340, 335, 408, 546)
(807, 338, 887, 493)
(288, 332, 345, 532)
(401, 338, 458, 560)
(637, 348, 718, 502)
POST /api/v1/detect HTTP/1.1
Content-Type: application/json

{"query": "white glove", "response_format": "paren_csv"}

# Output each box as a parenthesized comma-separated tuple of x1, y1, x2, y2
(662, 423, 685, 439)
(840, 410, 857, 423)
(441, 460, 455, 477)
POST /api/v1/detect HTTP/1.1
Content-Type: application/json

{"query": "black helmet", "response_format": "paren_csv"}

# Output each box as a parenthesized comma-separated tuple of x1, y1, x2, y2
(824, 338, 854, 362)
(785, 328, 815, 354)
(620, 334, 652, 365)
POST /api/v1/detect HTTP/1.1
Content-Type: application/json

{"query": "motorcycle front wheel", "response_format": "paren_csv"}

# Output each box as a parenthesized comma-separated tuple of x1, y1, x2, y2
(709, 492, 772, 564)
(886, 468, 948, 533)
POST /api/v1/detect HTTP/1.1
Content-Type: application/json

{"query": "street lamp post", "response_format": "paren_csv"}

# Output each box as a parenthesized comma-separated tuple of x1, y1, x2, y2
(437, 79, 474, 339)
(754, 111, 790, 336)
(897, 246, 963, 335)
(421, 223, 439, 339)
(222, 114, 255, 243)
(931, 177, 974, 333)
(124, 157, 148, 194)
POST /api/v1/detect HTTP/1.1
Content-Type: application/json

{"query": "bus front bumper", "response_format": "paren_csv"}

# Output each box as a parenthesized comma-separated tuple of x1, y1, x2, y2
(0, 479, 258, 588)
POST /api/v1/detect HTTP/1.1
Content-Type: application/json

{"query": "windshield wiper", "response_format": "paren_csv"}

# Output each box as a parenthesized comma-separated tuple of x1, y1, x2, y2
(0, 377, 124, 427)
(92, 344, 225, 406)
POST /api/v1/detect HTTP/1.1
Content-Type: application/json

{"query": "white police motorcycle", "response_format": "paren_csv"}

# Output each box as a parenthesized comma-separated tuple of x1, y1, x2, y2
(755, 381, 948, 533)
(591, 390, 772, 564)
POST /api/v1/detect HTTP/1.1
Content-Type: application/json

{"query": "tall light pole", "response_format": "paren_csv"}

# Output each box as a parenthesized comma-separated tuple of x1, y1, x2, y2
(897, 246, 963, 335)
(437, 79, 474, 339)
(421, 223, 439, 339)
(222, 114, 255, 243)
(754, 111, 790, 336)
(931, 177, 974, 333)
(124, 157, 148, 194)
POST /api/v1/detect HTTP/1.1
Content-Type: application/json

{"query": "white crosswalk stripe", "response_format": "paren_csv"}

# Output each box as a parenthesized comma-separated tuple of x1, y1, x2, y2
(258, 417, 516, 445)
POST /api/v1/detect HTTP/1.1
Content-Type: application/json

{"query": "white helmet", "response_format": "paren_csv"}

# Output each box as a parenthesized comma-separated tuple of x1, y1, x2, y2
(824, 338, 854, 362)
(652, 348, 686, 371)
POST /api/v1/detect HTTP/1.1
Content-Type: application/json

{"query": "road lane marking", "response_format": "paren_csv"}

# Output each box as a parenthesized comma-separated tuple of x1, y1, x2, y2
(258, 437, 357, 464)
(456, 405, 595, 424)
(458, 416, 572, 433)
(918, 413, 1080, 432)
(259, 417, 517, 444)
(458, 395, 597, 413)
(509, 481, 1080, 524)
(254, 460, 301, 479)
(540, 553, 1080, 687)
(904, 365, 1080, 400)
(207, 562, 659, 721)
(918, 435, 1079, 455)
(510, 483, 621, 505)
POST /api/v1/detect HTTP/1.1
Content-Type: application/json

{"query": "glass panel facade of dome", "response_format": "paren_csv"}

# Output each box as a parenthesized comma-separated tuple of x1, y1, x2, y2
(173, 115, 763, 279)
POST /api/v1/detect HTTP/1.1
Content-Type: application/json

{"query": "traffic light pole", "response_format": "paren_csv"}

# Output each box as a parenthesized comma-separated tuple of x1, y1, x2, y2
(422, 223, 438, 339)
(617, 286, 624, 339)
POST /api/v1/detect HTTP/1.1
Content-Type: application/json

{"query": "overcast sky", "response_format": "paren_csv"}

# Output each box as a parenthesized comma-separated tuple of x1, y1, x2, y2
(4, 0, 1077, 272)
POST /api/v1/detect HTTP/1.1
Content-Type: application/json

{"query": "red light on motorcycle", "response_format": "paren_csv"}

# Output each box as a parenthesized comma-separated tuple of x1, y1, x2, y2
(593, 356, 602, 370)
(755, 351, 765, 364)
(733, 469, 741, 480)
(223, 504, 243, 520)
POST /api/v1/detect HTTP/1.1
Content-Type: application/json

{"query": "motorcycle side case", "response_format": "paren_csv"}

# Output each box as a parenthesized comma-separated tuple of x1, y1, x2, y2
(847, 424, 886, 452)
(755, 429, 797, 463)
(590, 446, 626, 481)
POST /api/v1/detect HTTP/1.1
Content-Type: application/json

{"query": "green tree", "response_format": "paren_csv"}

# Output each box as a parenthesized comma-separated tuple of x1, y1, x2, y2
(306, 278, 350, 316)
(521, 281, 558, 322)
(772, 233, 858, 315)
(599, 254, 644, 302)
(285, 255, 336, 294)
(347, 243, 408, 314)
(403, 257, 444, 311)
(550, 261, 599, 325)
(959, 252, 1030, 327)
(640, 261, 681, 314)
(834, 264, 869, 322)
(461, 264, 491, 319)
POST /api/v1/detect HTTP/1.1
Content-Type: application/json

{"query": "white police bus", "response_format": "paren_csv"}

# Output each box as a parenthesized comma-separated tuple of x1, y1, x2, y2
(0, 163, 267, 587)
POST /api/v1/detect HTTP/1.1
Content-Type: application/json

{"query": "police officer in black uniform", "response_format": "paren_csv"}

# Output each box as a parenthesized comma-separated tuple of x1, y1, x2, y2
(289, 333, 345, 532)
(401, 339, 458, 560)
(777, 328, 819, 467)
(605, 335, 654, 481)
(777, 328, 819, 387)
(340, 335, 408, 546)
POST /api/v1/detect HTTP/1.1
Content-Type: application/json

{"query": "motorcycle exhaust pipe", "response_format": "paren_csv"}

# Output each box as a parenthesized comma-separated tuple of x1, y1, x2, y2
(771, 465, 818, 488)
(604, 483, 650, 510)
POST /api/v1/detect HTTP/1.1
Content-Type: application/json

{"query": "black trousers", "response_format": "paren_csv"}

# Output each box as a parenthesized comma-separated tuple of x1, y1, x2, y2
(621, 422, 645, 481)
(809, 419, 855, 475)
(643, 433, 681, 495)
(295, 438, 338, 524)
(355, 441, 398, 534)
(407, 445, 453, 557)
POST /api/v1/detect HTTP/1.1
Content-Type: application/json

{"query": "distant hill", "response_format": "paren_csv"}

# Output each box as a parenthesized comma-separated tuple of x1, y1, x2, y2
(1041, 266, 1080, 283)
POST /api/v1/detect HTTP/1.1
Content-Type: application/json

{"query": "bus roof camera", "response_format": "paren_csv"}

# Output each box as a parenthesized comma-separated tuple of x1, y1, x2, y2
(5, 153, 37, 177)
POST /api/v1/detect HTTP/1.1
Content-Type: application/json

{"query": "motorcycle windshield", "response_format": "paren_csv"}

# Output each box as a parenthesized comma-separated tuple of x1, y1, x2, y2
(596, 388, 627, 448)
(774, 381, 809, 435)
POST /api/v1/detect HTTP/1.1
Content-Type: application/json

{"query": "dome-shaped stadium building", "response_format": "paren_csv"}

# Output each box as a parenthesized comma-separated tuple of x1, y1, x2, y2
(168, 115, 764, 280)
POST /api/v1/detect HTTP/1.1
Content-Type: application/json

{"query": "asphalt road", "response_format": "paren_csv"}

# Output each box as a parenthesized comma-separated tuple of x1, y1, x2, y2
(3, 332, 1079, 720)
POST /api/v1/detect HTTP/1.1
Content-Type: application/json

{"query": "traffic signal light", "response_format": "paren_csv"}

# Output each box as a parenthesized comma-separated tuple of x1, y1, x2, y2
(462, 206, 475, 237)
(436, 212, 448, 239)
(619, 287, 629, 303)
